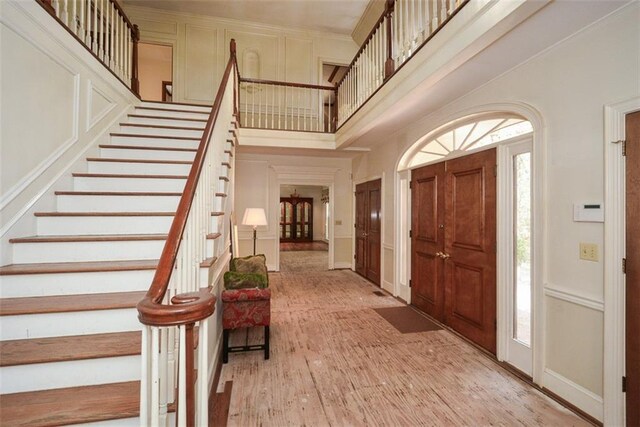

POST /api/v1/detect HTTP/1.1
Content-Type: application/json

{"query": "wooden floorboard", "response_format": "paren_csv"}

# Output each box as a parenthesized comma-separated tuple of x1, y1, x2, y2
(219, 266, 592, 426)
(0, 331, 141, 366)
(0, 381, 140, 426)
(0, 291, 146, 316)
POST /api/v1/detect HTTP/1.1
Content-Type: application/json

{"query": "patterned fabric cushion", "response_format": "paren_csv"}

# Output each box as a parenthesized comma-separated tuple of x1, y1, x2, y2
(223, 271, 268, 290)
(222, 288, 271, 329)
(230, 254, 268, 286)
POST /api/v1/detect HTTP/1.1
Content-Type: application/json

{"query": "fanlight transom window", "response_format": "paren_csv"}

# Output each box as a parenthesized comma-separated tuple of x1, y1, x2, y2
(405, 116, 533, 169)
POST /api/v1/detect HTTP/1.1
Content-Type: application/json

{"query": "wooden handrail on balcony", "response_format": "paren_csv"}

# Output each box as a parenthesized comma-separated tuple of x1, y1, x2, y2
(35, 0, 140, 97)
(336, 0, 470, 129)
(238, 76, 337, 133)
(137, 40, 238, 426)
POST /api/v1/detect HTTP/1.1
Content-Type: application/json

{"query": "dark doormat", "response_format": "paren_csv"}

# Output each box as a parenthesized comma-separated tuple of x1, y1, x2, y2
(373, 291, 386, 296)
(373, 306, 442, 334)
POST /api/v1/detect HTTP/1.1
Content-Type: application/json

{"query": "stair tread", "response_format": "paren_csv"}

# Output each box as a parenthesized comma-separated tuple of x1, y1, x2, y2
(86, 157, 192, 165)
(72, 172, 187, 179)
(128, 113, 207, 123)
(0, 331, 141, 366)
(10, 234, 168, 243)
(0, 259, 158, 276)
(141, 100, 212, 108)
(0, 291, 146, 316)
(0, 380, 140, 426)
(34, 211, 175, 217)
(100, 144, 197, 152)
(110, 132, 201, 141)
(55, 191, 183, 196)
(200, 257, 217, 268)
(135, 106, 210, 114)
(120, 123, 205, 131)
(207, 233, 222, 239)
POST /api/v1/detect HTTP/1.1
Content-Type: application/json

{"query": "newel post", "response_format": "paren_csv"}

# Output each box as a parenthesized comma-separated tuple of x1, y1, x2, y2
(231, 39, 239, 117)
(131, 24, 140, 96)
(384, 0, 395, 80)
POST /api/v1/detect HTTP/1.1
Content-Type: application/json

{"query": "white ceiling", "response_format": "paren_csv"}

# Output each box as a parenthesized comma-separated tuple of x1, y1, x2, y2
(123, 0, 370, 35)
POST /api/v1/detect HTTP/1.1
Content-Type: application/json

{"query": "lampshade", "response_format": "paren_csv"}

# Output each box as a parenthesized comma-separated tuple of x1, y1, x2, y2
(242, 208, 267, 227)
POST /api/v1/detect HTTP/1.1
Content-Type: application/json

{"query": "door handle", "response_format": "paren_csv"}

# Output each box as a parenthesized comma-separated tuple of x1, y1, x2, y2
(435, 251, 451, 260)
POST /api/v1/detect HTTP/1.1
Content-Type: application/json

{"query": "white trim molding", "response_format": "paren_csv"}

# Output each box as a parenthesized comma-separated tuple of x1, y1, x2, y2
(603, 96, 640, 426)
(543, 284, 604, 312)
(543, 369, 604, 422)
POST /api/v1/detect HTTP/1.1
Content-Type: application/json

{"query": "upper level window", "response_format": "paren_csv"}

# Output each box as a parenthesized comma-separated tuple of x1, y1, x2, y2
(402, 115, 533, 169)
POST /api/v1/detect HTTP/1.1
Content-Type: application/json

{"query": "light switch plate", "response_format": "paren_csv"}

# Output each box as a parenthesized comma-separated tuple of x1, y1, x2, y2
(579, 243, 598, 262)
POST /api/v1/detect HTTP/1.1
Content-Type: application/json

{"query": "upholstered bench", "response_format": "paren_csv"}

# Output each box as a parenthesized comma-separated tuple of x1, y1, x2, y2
(221, 254, 270, 363)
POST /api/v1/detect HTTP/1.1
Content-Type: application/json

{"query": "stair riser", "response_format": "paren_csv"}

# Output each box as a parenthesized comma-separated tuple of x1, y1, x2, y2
(37, 216, 174, 235)
(12, 240, 166, 264)
(88, 161, 192, 176)
(127, 116, 206, 128)
(0, 308, 140, 340)
(0, 270, 154, 298)
(0, 355, 140, 394)
(57, 194, 181, 212)
(100, 147, 195, 162)
(109, 136, 200, 150)
(74, 176, 186, 192)
(133, 108, 209, 120)
(140, 102, 212, 113)
(79, 416, 141, 426)
(118, 125, 203, 139)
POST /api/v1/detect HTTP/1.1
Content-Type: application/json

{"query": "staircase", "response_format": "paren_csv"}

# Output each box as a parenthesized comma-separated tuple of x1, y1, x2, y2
(0, 101, 236, 426)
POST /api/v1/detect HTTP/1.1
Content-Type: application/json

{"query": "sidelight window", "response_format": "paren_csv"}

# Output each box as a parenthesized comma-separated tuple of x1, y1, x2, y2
(514, 152, 532, 346)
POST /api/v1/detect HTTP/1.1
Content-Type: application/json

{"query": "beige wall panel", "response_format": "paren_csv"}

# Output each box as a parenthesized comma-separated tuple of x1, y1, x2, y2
(545, 297, 603, 396)
(384, 247, 394, 283)
(1, 25, 77, 195)
(135, 17, 178, 38)
(184, 25, 217, 102)
(334, 237, 353, 265)
(226, 30, 279, 81)
(285, 37, 313, 84)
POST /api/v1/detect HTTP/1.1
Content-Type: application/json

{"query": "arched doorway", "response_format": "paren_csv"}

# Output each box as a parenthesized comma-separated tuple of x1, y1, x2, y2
(397, 112, 537, 376)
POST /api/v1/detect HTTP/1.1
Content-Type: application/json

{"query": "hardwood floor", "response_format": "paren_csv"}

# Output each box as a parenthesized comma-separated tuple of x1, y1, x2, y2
(280, 241, 328, 251)
(218, 269, 591, 426)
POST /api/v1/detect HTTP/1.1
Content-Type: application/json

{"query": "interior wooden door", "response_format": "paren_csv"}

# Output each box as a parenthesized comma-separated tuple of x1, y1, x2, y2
(626, 111, 640, 426)
(410, 149, 497, 354)
(280, 198, 313, 242)
(355, 179, 382, 285)
(444, 148, 497, 354)
(411, 162, 445, 320)
(365, 179, 382, 285)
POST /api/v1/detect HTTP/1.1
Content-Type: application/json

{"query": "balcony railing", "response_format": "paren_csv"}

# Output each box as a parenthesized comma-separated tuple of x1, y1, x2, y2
(337, 0, 468, 128)
(37, 0, 140, 95)
(238, 78, 337, 133)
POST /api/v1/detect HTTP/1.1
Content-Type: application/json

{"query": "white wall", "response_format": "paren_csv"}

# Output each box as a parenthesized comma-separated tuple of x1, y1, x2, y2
(124, 5, 358, 105)
(0, 1, 139, 264)
(351, 4, 640, 420)
(235, 153, 352, 270)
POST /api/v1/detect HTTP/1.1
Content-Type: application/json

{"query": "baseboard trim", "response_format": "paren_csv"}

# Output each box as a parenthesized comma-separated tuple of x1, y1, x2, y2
(542, 369, 603, 423)
(333, 262, 352, 270)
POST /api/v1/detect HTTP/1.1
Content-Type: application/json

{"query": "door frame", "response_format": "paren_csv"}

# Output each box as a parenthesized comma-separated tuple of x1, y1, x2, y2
(352, 174, 386, 289)
(603, 96, 640, 426)
(394, 105, 546, 386)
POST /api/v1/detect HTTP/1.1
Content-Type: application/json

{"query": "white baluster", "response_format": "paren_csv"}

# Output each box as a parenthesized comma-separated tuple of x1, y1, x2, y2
(196, 321, 209, 425)
(177, 325, 187, 426)
(140, 326, 150, 426)
(92, 0, 98, 53)
(80, 0, 86, 43)
(110, 4, 115, 67)
(440, 0, 447, 22)
(150, 327, 160, 427)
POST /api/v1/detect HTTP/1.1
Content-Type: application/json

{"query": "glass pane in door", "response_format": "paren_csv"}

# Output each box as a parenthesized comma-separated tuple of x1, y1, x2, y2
(514, 152, 532, 346)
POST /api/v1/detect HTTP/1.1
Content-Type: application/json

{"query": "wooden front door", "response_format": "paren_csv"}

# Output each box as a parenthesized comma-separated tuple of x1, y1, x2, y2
(411, 162, 445, 320)
(411, 149, 497, 354)
(355, 179, 381, 285)
(626, 111, 640, 426)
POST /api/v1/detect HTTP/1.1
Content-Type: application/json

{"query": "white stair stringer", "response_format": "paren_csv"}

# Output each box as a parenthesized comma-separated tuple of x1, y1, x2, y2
(0, 102, 230, 426)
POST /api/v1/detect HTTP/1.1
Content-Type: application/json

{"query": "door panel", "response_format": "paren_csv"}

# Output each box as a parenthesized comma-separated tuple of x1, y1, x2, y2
(411, 163, 445, 320)
(445, 148, 497, 353)
(626, 111, 640, 426)
(355, 179, 381, 284)
(366, 180, 382, 284)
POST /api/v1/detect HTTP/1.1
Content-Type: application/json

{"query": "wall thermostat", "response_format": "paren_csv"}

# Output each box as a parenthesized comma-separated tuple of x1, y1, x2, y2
(573, 203, 604, 222)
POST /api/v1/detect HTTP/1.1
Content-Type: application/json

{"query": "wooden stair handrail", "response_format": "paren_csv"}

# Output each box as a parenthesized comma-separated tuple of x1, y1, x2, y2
(239, 77, 335, 91)
(137, 40, 238, 327)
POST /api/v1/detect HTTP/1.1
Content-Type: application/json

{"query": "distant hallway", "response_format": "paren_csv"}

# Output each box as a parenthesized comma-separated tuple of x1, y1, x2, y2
(218, 269, 590, 426)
